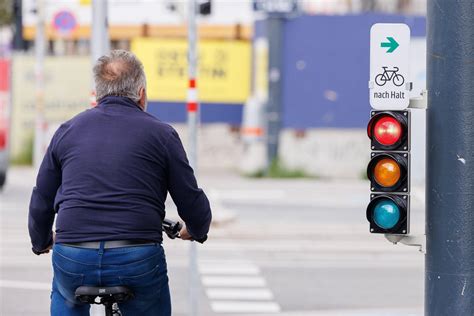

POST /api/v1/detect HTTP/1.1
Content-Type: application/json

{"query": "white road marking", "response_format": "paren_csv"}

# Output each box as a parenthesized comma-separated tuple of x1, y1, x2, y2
(206, 288, 274, 300)
(282, 308, 422, 316)
(200, 257, 281, 314)
(212, 189, 287, 201)
(199, 263, 260, 275)
(210, 301, 281, 313)
(202, 276, 266, 287)
(200, 240, 418, 253)
(0, 279, 51, 290)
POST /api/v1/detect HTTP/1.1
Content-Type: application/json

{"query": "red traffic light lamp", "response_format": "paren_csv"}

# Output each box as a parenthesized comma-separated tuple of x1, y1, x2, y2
(367, 111, 409, 151)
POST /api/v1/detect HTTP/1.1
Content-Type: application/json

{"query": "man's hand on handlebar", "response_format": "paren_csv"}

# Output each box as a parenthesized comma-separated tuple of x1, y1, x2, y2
(179, 226, 193, 241)
(42, 244, 53, 253)
(162, 218, 207, 243)
(32, 243, 52, 255)
(179, 225, 208, 244)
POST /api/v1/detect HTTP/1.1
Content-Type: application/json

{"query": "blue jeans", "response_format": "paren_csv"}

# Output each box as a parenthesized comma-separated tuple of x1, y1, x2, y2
(51, 242, 171, 316)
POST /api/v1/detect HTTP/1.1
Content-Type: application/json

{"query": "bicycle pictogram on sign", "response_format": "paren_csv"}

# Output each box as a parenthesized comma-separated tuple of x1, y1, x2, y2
(375, 66, 405, 87)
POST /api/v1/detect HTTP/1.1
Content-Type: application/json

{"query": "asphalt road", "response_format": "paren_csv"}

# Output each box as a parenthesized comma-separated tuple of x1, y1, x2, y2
(0, 167, 424, 315)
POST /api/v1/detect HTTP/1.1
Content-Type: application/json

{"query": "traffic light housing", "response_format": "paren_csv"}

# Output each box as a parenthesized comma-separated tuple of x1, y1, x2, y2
(366, 110, 410, 235)
(367, 152, 408, 193)
(198, 0, 212, 15)
(367, 111, 409, 151)
(367, 194, 409, 234)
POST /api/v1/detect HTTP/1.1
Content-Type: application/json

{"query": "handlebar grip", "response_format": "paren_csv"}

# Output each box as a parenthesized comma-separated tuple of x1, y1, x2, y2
(162, 218, 182, 239)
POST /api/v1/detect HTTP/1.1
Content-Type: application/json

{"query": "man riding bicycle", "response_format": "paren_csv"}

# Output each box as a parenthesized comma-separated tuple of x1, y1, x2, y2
(28, 50, 212, 315)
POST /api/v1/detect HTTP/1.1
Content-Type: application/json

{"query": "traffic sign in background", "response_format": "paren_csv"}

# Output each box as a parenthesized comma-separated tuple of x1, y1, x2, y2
(52, 10, 77, 36)
(370, 23, 410, 110)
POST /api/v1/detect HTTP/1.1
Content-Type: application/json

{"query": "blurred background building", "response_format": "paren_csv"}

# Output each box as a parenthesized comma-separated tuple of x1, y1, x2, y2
(16, 0, 426, 55)
(1, 0, 427, 185)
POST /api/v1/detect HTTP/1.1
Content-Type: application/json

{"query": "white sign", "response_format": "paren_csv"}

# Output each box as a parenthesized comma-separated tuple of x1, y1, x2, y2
(253, 0, 298, 14)
(370, 23, 410, 110)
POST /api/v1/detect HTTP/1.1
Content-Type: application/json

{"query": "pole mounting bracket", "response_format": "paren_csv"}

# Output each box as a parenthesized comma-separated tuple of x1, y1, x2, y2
(384, 234, 426, 254)
(408, 90, 428, 109)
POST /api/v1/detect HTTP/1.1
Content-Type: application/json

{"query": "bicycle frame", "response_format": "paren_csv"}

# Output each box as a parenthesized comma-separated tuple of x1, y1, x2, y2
(381, 67, 399, 81)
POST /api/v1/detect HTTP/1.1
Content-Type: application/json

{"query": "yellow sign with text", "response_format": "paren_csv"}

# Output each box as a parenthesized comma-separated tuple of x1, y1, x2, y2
(131, 38, 251, 103)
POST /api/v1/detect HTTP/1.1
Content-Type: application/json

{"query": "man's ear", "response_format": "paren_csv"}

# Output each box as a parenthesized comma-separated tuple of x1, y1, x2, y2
(138, 87, 146, 110)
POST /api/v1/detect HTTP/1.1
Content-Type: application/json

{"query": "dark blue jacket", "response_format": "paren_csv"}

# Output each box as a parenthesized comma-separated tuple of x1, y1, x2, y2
(28, 96, 212, 252)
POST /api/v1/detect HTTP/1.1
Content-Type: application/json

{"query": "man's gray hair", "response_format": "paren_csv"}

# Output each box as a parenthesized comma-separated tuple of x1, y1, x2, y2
(93, 50, 146, 102)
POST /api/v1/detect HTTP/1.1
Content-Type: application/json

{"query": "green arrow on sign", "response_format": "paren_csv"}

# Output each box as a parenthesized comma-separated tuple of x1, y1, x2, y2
(381, 37, 399, 53)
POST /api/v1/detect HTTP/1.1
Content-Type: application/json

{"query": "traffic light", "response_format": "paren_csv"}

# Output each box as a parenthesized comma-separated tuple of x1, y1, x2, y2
(198, 0, 211, 15)
(366, 110, 410, 235)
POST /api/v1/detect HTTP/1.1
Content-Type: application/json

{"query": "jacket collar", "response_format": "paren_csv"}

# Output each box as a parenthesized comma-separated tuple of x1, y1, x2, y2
(97, 96, 143, 111)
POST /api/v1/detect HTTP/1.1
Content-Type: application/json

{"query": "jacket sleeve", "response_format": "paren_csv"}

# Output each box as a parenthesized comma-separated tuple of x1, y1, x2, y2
(28, 134, 62, 252)
(165, 129, 212, 242)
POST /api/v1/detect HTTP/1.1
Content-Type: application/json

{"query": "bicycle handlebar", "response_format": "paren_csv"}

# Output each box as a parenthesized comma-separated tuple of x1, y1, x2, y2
(162, 218, 183, 239)
(381, 66, 399, 71)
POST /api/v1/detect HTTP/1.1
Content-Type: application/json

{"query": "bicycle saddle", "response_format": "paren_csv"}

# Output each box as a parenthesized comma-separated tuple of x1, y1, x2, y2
(75, 286, 134, 304)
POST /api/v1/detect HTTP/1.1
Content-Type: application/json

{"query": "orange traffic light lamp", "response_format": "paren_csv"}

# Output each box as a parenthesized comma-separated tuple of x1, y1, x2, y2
(367, 152, 409, 193)
(366, 194, 409, 234)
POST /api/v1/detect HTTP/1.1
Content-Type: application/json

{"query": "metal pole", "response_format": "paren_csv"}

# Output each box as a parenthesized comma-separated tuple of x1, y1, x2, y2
(187, 1, 199, 315)
(426, 1, 474, 315)
(91, 0, 110, 106)
(265, 16, 284, 172)
(90, 3, 109, 314)
(33, 0, 46, 168)
(13, 0, 25, 51)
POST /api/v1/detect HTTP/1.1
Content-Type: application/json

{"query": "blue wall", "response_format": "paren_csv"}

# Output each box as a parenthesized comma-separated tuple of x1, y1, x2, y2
(147, 101, 243, 124)
(280, 14, 425, 128)
(148, 14, 426, 129)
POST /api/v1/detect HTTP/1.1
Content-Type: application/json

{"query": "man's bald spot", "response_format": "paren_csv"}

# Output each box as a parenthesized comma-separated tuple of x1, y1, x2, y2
(102, 60, 131, 81)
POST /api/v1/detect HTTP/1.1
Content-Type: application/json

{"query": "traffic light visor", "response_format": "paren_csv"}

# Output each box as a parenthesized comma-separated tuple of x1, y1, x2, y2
(374, 158, 401, 187)
(373, 199, 400, 229)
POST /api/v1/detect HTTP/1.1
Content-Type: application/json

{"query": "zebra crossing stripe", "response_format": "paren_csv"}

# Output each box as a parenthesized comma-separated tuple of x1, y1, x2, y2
(0, 279, 51, 290)
(210, 301, 281, 313)
(200, 258, 281, 314)
(202, 276, 267, 287)
(206, 288, 274, 300)
(199, 263, 260, 275)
